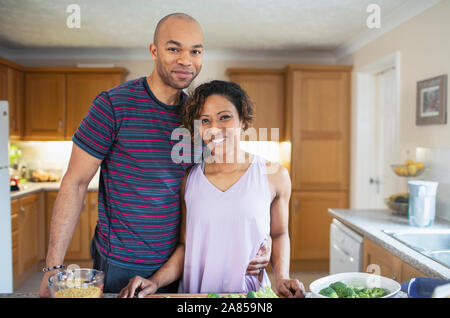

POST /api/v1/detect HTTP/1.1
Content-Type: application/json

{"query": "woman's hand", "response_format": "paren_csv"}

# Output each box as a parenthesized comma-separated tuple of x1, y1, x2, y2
(118, 275, 158, 298)
(275, 278, 306, 298)
(246, 236, 272, 276)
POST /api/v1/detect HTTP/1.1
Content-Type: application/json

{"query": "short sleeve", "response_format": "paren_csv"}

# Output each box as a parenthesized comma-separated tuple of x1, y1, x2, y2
(72, 91, 115, 160)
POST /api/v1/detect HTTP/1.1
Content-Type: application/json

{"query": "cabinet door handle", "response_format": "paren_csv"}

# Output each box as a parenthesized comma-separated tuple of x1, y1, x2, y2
(58, 119, 63, 131)
(294, 200, 300, 213)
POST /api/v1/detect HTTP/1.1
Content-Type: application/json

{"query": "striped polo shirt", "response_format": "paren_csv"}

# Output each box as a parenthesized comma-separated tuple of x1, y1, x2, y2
(73, 76, 195, 270)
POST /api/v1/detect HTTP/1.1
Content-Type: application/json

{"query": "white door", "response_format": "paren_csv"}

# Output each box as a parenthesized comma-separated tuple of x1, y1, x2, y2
(354, 54, 401, 209)
(370, 68, 400, 208)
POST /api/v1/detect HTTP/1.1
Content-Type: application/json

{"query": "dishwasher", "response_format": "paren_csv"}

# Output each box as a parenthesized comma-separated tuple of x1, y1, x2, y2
(329, 219, 364, 274)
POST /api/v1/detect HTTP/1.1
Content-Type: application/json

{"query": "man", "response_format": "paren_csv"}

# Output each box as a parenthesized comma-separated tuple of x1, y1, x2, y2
(39, 13, 270, 297)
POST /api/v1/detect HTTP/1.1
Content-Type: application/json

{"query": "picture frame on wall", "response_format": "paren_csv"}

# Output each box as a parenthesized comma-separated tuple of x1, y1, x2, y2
(416, 74, 447, 125)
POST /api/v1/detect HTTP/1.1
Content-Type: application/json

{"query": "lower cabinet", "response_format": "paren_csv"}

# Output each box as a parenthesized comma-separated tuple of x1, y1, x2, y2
(363, 238, 427, 282)
(11, 193, 40, 288)
(289, 191, 348, 271)
(45, 191, 98, 261)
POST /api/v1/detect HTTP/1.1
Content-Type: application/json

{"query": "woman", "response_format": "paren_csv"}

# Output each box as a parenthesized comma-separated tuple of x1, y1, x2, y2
(118, 80, 305, 298)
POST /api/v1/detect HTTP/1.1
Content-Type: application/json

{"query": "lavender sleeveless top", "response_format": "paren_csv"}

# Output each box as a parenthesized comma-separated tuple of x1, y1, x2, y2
(178, 155, 272, 293)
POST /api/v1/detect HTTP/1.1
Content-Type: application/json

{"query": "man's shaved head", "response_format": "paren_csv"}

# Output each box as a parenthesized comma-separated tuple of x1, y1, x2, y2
(153, 13, 199, 45)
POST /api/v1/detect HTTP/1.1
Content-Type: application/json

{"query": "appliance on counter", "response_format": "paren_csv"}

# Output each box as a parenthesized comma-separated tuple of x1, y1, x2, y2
(0, 101, 13, 292)
(329, 218, 363, 274)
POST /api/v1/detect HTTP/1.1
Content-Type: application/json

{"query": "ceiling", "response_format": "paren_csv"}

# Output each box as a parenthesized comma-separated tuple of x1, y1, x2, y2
(0, 0, 441, 60)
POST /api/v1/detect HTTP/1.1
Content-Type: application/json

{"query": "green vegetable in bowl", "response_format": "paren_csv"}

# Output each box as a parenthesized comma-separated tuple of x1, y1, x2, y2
(319, 281, 388, 298)
(329, 281, 350, 297)
(319, 287, 338, 298)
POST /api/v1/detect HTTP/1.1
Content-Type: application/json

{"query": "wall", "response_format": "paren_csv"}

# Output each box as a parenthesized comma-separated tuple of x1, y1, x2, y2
(337, 0, 450, 216)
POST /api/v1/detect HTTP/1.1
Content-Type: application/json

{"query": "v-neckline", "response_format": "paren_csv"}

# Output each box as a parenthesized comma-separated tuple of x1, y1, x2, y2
(200, 155, 255, 194)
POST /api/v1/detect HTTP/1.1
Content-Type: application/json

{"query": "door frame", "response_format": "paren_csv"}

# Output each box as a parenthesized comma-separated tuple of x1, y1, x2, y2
(352, 52, 402, 209)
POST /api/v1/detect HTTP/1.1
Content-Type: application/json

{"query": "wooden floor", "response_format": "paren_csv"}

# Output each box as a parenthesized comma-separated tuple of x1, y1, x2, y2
(15, 260, 328, 294)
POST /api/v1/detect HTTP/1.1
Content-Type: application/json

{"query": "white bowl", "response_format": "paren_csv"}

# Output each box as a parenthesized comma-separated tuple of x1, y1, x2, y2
(309, 272, 401, 298)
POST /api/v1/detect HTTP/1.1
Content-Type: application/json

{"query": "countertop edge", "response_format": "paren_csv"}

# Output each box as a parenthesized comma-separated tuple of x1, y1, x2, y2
(10, 183, 99, 200)
(328, 209, 450, 279)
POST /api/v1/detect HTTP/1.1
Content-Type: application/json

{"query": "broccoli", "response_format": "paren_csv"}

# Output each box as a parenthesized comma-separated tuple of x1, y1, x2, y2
(254, 286, 278, 298)
(322, 281, 388, 298)
(206, 293, 222, 298)
(370, 288, 388, 298)
(344, 287, 358, 298)
(319, 287, 339, 298)
(246, 290, 257, 298)
(329, 281, 352, 298)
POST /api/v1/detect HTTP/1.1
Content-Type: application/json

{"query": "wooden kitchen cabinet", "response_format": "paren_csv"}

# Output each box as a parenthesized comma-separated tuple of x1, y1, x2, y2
(25, 73, 66, 140)
(285, 65, 352, 271)
(363, 238, 427, 283)
(227, 69, 286, 140)
(8, 68, 25, 140)
(65, 73, 122, 139)
(0, 60, 25, 139)
(45, 191, 97, 261)
(286, 66, 351, 191)
(18, 194, 39, 274)
(10, 194, 40, 288)
(290, 191, 348, 271)
(0, 64, 8, 100)
(11, 199, 20, 279)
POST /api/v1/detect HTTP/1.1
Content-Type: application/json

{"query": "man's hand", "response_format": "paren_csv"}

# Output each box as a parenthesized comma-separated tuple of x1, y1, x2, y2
(118, 275, 158, 298)
(275, 279, 305, 298)
(246, 236, 272, 276)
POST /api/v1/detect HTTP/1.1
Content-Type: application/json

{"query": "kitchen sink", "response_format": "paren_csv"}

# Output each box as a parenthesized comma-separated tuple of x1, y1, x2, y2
(382, 229, 450, 268)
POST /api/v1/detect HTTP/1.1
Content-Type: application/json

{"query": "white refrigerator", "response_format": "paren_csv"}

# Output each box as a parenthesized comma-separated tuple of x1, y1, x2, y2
(0, 101, 13, 292)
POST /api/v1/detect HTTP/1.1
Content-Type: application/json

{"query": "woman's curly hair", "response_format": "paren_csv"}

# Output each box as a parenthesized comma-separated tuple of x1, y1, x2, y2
(181, 80, 255, 137)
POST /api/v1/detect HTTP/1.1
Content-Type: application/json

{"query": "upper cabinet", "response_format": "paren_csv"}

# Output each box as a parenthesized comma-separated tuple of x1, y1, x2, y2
(0, 61, 25, 140)
(286, 65, 352, 191)
(0, 58, 129, 141)
(66, 73, 122, 139)
(8, 68, 25, 140)
(25, 73, 66, 140)
(0, 64, 8, 100)
(227, 69, 286, 141)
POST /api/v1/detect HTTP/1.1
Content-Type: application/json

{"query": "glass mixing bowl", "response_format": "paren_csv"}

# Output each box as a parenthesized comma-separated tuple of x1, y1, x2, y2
(48, 268, 104, 298)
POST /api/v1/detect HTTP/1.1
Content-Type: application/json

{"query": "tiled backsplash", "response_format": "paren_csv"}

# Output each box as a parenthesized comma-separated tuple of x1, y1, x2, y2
(416, 147, 450, 222)
(11, 141, 100, 183)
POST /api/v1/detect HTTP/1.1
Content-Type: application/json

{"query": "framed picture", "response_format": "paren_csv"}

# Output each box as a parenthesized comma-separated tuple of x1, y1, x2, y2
(416, 74, 447, 125)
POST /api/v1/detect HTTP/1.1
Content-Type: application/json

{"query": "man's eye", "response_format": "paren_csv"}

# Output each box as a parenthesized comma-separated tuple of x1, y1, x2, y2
(192, 50, 202, 55)
(168, 47, 179, 53)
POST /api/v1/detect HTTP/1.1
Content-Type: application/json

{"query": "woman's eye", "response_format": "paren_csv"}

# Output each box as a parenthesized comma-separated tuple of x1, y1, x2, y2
(201, 118, 209, 124)
(220, 115, 231, 120)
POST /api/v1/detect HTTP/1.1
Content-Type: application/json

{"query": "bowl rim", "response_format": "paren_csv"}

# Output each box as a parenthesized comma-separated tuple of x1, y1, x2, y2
(48, 268, 104, 288)
(309, 272, 401, 298)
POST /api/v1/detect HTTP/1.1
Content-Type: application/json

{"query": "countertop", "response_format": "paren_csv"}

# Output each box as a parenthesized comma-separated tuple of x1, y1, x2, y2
(10, 181, 99, 199)
(0, 292, 407, 298)
(329, 209, 450, 279)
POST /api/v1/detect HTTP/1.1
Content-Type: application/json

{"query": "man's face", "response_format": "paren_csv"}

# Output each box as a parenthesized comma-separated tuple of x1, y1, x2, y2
(151, 18, 204, 90)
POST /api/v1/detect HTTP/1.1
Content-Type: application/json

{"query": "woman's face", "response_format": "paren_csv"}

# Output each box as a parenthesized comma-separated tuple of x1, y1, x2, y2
(198, 94, 243, 158)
